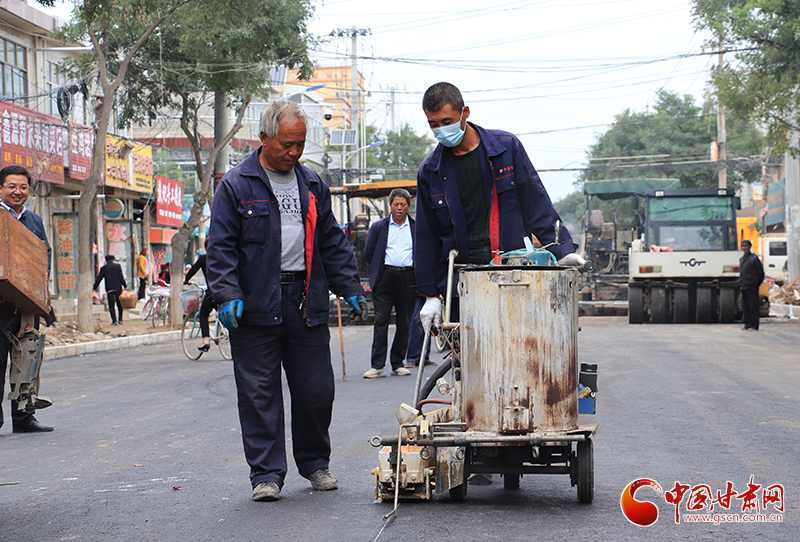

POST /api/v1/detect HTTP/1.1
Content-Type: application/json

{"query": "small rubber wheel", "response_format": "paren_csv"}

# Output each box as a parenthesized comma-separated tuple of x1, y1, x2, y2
(577, 438, 594, 504)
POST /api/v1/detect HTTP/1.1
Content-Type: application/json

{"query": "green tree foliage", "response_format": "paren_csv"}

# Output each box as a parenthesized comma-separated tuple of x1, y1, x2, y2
(44, 0, 197, 332)
(115, 0, 314, 128)
(692, 0, 800, 152)
(52, 0, 314, 328)
(555, 89, 763, 231)
(367, 124, 435, 181)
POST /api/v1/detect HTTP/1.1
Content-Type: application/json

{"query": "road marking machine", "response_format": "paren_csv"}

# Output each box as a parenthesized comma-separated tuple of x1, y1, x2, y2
(371, 224, 597, 517)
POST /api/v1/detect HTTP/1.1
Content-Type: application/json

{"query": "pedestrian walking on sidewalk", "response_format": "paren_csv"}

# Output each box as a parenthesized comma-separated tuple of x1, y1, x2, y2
(136, 248, 148, 300)
(93, 255, 127, 325)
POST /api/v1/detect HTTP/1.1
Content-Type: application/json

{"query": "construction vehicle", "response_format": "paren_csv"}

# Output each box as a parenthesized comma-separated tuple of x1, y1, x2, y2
(582, 179, 681, 301)
(761, 233, 788, 284)
(628, 188, 741, 323)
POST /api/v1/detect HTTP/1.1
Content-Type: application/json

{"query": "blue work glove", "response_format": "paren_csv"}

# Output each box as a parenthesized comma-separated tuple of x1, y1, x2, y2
(346, 295, 368, 322)
(218, 298, 244, 330)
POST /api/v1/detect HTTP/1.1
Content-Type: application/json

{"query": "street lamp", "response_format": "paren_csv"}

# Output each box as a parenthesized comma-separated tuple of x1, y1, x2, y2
(280, 84, 326, 101)
(342, 140, 384, 185)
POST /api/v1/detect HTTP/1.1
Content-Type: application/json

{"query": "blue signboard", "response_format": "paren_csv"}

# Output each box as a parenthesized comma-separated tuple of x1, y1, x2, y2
(766, 178, 785, 226)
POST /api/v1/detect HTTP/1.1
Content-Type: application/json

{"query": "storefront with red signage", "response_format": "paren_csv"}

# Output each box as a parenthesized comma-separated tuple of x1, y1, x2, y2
(150, 175, 182, 274)
(0, 100, 162, 300)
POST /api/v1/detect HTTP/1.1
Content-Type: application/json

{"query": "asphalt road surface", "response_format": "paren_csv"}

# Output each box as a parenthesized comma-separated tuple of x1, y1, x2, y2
(1, 317, 798, 542)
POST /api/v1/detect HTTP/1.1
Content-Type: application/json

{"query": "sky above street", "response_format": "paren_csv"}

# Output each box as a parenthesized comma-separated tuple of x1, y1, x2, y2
(41, 0, 716, 202)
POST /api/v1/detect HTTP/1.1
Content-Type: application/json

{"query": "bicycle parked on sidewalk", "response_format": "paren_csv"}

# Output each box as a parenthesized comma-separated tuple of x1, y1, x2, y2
(141, 279, 171, 326)
(180, 284, 231, 361)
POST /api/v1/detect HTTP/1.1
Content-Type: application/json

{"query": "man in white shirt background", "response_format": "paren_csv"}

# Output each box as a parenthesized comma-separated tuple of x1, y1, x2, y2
(363, 189, 416, 378)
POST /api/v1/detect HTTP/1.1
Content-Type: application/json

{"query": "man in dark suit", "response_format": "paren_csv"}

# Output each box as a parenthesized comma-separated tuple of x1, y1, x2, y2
(93, 254, 128, 325)
(363, 189, 416, 378)
(0, 165, 54, 433)
(739, 239, 765, 330)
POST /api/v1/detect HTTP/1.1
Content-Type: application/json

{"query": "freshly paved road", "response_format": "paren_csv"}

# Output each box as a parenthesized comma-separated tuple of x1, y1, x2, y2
(1, 317, 797, 541)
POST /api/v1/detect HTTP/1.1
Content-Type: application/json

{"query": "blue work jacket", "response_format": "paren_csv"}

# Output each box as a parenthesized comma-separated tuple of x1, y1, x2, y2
(363, 215, 416, 291)
(207, 148, 364, 327)
(414, 123, 576, 297)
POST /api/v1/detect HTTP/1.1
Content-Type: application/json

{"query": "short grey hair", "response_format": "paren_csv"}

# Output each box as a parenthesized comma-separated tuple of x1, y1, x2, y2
(389, 188, 412, 205)
(260, 100, 308, 138)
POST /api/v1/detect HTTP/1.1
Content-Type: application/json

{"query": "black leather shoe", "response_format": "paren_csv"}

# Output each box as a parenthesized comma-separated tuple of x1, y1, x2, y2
(13, 419, 54, 433)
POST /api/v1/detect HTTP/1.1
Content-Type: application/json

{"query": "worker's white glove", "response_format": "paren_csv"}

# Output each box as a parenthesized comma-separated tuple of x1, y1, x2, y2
(557, 253, 586, 267)
(419, 297, 442, 330)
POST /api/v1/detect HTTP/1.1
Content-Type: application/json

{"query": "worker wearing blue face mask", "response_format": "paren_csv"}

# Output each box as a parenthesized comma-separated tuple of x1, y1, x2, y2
(415, 82, 583, 329)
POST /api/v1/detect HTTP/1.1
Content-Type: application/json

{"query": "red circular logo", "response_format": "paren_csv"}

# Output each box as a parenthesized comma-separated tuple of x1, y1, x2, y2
(620, 479, 662, 527)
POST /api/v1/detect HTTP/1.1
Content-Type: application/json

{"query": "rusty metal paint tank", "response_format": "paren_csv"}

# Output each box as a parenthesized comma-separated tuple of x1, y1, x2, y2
(459, 267, 578, 433)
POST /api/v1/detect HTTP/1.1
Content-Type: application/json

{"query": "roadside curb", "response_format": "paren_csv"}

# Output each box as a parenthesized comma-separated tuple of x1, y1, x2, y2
(44, 331, 181, 360)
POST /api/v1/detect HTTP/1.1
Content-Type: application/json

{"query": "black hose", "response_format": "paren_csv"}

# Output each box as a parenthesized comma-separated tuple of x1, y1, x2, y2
(416, 358, 455, 409)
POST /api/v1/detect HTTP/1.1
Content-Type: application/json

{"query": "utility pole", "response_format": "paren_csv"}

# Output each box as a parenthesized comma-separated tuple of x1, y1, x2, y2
(786, 122, 800, 282)
(390, 86, 396, 133)
(717, 35, 727, 189)
(331, 28, 370, 184)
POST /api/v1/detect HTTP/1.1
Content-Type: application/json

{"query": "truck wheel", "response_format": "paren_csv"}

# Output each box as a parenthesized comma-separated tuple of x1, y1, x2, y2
(696, 287, 714, 323)
(650, 286, 667, 323)
(719, 288, 736, 323)
(674, 288, 691, 323)
(629, 286, 644, 324)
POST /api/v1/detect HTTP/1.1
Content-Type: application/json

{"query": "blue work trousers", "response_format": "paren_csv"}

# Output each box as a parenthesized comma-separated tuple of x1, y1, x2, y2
(229, 281, 334, 489)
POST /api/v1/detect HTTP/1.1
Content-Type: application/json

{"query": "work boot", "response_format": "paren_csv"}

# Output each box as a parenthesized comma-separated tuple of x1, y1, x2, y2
(252, 481, 281, 501)
(303, 468, 338, 491)
(363, 368, 385, 379)
(392, 367, 412, 376)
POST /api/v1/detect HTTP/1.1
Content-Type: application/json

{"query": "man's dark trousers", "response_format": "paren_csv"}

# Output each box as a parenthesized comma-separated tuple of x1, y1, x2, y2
(138, 278, 147, 300)
(370, 267, 415, 371)
(0, 319, 36, 428)
(229, 280, 334, 489)
(107, 290, 123, 323)
(741, 287, 760, 330)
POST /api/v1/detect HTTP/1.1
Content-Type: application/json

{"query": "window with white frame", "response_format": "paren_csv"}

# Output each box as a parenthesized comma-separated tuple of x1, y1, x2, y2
(1, 38, 27, 103)
(46, 59, 68, 117)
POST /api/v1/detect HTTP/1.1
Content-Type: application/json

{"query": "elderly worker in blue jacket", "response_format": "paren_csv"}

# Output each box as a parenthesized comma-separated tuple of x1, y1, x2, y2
(415, 82, 584, 328)
(207, 100, 367, 503)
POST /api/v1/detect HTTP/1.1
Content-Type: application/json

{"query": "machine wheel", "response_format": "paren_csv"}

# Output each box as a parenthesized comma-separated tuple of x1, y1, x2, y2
(719, 287, 736, 323)
(181, 314, 204, 360)
(576, 438, 594, 504)
(674, 287, 691, 323)
(503, 474, 520, 491)
(650, 286, 667, 324)
(628, 285, 644, 324)
(696, 287, 714, 323)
